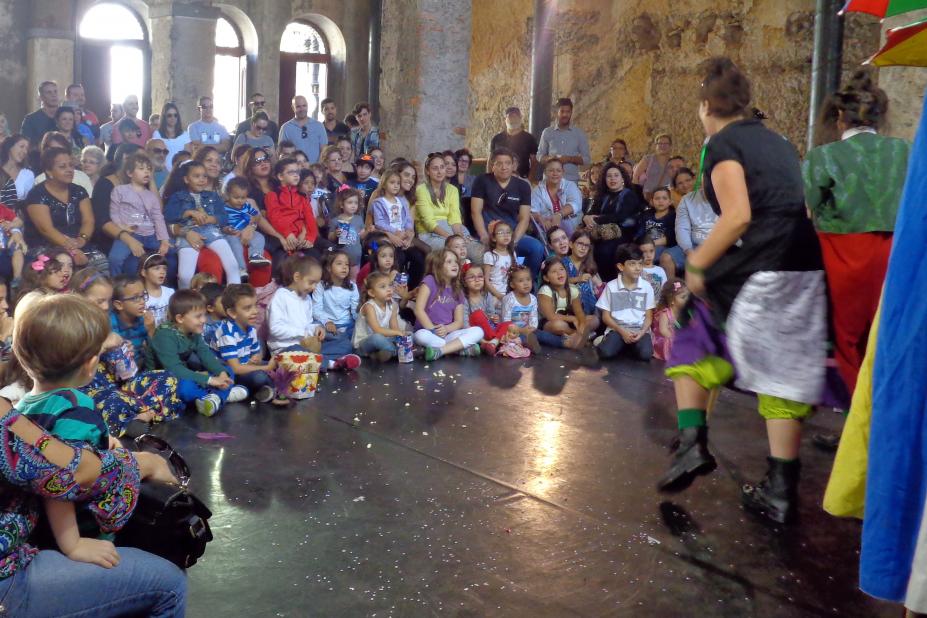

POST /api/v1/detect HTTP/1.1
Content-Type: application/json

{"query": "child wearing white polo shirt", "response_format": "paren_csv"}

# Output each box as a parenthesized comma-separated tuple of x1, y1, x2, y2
(595, 243, 655, 361)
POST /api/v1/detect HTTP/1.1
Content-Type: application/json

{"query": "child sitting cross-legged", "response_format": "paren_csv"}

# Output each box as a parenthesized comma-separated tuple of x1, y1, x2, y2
(13, 294, 130, 567)
(267, 253, 326, 356)
(537, 256, 598, 349)
(354, 271, 407, 362)
(413, 248, 484, 361)
(595, 243, 655, 361)
(461, 262, 512, 356)
(210, 283, 286, 405)
(71, 269, 183, 434)
(150, 289, 248, 416)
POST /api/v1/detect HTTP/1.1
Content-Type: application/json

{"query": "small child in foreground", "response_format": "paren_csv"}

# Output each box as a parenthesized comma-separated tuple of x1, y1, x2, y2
(150, 289, 248, 416)
(354, 271, 406, 362)
(14, 295, 123, 567)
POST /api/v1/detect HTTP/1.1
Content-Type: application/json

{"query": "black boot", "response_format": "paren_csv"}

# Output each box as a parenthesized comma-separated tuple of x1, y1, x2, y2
(657, 426, 717, 492)
(742, 457, 801, 524)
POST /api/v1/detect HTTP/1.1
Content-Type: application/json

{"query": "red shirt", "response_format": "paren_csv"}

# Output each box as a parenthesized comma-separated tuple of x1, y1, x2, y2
(0, 204, 16, 222)
(264, 185, 318, 242)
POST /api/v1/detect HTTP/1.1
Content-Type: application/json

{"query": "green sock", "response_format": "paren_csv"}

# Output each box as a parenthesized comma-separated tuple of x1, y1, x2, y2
(677, 408, 707, 430)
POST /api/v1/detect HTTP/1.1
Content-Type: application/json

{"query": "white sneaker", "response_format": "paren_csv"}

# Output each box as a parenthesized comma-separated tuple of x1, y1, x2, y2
(255, 385, 275, 403)
(195, 393, 222, 417)
(227, 385, 249, 403)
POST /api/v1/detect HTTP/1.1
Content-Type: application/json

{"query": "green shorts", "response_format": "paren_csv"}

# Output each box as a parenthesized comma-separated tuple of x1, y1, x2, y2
(666, 356, 812, 420)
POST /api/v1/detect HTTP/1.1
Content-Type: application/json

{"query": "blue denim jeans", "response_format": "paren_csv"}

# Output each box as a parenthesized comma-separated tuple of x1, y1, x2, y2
(235, 369, 273, 393)
(597, 330, 653, 361)
(321, 324, 355, 360)
(0, 548, 186, 617)
(358, 333, 397, 357)
(173, 353, 234, 403)
(225, 230, 267, 270)
(109, 233, 177, 277)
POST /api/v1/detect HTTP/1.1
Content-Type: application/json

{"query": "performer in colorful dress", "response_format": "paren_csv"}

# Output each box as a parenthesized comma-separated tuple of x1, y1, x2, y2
(657, 57, 830, 525)
(803, 68, 910, 396)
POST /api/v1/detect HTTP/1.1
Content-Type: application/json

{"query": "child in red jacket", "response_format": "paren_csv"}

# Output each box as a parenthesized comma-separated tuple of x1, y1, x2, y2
(264, 158, 318, 263)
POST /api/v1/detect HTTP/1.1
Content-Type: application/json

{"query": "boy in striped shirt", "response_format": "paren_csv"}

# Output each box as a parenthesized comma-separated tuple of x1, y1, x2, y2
(211, 284, 282, 405)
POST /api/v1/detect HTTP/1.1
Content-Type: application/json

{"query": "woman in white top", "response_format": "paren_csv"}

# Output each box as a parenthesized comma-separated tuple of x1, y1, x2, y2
(530, 157, 583, 241)
(152, 102, 190, 166)
(0, 134, 35, 207)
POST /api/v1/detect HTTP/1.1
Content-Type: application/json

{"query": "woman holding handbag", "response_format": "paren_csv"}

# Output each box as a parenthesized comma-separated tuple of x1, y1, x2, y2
(582, 161, 645, 281)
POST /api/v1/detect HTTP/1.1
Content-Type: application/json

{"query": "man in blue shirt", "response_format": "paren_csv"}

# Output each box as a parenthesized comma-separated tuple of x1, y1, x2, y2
(279, 96, 327, 164)
(538, 98, 591, 183)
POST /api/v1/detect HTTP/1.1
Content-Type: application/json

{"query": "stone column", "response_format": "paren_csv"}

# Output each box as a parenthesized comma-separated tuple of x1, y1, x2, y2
(148, 0, 220, 127)
(379, 0, 472, 160)
(25, 0, 75, 114)
(879, 9, 927, 141)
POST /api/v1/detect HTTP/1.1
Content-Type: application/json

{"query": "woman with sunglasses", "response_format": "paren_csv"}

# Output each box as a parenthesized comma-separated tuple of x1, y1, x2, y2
(232, 111, 274, 153)
(153, 102, 189, 168)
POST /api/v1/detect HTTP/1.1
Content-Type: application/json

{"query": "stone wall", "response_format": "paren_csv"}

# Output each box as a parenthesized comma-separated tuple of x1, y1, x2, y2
(0, 0, 33, 127)
(466, 0, 533, 155)
(466, 0, 883, 163)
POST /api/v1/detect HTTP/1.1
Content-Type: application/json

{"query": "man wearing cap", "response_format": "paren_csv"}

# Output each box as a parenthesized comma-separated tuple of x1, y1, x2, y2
(279, 95, 327, 164)
(351, 154, 379, 206)
(538, 97, 590, 183)
(490, 106, 537, 180)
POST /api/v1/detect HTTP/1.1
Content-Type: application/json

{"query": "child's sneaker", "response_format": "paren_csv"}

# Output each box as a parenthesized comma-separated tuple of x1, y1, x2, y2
(227, 385, 249, 403)
(460, 344, 481, 357)
(331, 354, 361, 371)
(254, 385, 275, 404)
(424, 346, 443, 362)
(238, 269, 250, 281)
(195, 393, 222, 417)
(249, 254, 271, 267)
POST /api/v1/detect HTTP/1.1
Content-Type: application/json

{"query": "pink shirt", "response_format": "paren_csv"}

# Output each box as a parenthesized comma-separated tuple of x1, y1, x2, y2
(109, 184, 169, 241)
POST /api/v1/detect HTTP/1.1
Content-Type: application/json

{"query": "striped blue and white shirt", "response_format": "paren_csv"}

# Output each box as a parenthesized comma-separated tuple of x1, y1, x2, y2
(211, 319, 261, 363)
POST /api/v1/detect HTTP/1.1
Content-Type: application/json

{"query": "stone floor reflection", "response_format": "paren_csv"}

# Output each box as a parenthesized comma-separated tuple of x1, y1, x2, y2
(153, 350, 893, 617)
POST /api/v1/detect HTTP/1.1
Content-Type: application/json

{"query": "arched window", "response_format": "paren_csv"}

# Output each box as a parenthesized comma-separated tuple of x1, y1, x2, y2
(214, 17, 246, 130)
(279, 22, 331, 122)
(78, 2, 148, 121)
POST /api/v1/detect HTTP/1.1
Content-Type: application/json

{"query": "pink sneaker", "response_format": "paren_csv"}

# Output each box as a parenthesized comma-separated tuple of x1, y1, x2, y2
(332, 354, 361, 371)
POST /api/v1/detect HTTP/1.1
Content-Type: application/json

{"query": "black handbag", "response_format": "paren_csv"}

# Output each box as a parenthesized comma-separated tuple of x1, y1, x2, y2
(114, 434, 213, 569)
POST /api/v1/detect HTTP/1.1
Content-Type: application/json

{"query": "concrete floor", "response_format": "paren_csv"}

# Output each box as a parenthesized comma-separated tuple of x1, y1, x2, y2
(155, 349, 894, 617)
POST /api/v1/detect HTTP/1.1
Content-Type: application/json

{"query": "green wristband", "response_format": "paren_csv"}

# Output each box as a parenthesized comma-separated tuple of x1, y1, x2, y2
(685, 261, 706, 275)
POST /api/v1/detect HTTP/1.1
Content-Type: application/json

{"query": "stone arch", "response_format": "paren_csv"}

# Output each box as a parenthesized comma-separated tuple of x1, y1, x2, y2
(75, 0, 152, 119)
(290, 13, 347, 111)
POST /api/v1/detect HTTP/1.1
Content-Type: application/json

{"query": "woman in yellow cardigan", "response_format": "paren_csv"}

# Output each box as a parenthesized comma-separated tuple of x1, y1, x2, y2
(415, 153, 483, 264)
